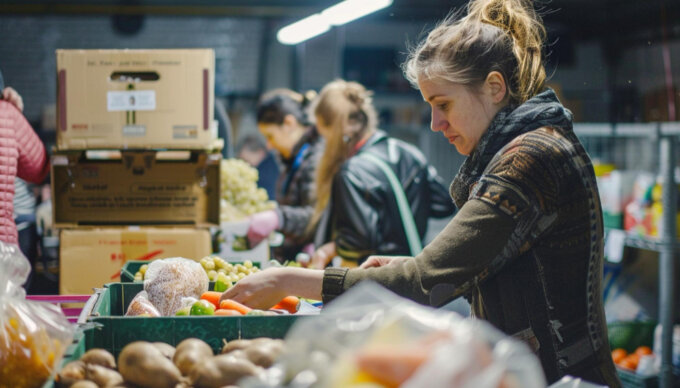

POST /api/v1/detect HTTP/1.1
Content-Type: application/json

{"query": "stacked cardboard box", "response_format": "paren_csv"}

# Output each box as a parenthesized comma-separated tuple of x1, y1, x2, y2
(54, 49, 220, 294)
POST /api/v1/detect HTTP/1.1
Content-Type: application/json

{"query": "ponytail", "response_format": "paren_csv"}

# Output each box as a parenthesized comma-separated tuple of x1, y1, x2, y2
(404, 0, 546, 105)
(306, 80, 377, 234)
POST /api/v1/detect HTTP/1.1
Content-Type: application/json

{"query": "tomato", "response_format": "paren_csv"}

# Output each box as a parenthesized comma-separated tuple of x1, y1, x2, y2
(611, 348, 627, 364)
(635, 346, 653, 357)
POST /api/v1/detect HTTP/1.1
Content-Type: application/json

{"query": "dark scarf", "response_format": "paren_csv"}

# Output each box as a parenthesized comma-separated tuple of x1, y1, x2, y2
(450, 88, 574, 208)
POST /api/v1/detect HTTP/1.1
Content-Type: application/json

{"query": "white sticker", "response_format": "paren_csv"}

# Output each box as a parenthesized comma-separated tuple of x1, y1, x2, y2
(107, 90, 156, 111)
(605, 229, 626, 263)
(123, 125, 146, 137)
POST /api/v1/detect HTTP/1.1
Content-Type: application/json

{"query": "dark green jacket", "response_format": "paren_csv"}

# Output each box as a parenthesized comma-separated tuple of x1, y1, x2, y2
(322, 90, 621, 386)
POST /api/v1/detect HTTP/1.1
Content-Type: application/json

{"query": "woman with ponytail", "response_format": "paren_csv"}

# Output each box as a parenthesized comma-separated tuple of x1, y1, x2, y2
(223, 1, 620, 385)
(307, 80, 455, 268)
(246, 89, 325, 262)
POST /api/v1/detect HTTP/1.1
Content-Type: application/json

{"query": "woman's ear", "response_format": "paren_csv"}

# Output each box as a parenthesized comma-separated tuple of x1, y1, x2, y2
(485, 71, 507, 104)
(283, 113, 298, 129)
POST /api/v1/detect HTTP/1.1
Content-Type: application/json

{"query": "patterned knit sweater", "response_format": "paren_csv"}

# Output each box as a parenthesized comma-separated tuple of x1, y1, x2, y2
(321, 90, 621, 386)
(0, 100, 48, 244)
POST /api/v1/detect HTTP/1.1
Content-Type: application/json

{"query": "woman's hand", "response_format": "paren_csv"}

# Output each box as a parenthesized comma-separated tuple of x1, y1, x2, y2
(360, 256, 412, 269)
(2, 87, 23, 112)
(310, 242, 336, 269)
(219, 267, 324, 310)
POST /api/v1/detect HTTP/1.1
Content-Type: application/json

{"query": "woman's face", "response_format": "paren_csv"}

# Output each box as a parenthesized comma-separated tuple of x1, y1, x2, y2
(257, 115, 301, 159)
(418, 77, 502, 156)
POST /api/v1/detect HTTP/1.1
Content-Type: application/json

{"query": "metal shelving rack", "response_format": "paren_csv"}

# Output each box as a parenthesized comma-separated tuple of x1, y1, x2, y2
(575, 122, 679, 388)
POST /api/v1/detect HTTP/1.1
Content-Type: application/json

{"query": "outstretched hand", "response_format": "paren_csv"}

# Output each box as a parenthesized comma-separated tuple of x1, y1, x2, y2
(2, 87, 23, 112)
(246, 210, 280, 248)
(219, 268, 289, 310)
(219, 267, 325, 310)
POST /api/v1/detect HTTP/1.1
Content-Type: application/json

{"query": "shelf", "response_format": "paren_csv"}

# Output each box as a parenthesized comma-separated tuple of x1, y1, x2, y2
(574, 122, 680, 138)
(605, 228, 680, 255)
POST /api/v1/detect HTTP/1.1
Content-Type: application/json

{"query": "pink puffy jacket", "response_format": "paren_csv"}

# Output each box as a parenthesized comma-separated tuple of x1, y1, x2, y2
(0, 100, 48, 244)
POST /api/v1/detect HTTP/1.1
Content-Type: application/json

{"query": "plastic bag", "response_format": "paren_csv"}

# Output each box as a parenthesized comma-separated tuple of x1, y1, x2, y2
(0, 241, 74, 388)
(125, 290, 161, 317)
(143, 257, 209, 316)
(244, 281, 546, 388)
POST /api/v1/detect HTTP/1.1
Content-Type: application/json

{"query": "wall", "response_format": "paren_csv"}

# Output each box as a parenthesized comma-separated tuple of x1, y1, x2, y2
(0, 15, 265, 124)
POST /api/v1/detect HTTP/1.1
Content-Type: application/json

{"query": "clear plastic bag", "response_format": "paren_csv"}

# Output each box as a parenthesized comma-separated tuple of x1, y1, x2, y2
(245, 281, 546, 388)
(143, 257, 209, 316)
(0, 242, 74, 388)
(125, 290, 161, 317)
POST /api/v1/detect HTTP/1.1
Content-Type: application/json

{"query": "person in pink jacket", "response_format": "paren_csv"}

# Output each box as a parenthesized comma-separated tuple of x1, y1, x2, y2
(0, 70, 49, 245)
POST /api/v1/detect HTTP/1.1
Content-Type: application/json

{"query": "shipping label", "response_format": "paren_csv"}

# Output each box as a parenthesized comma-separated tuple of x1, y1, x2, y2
(107, 90, 156, 111)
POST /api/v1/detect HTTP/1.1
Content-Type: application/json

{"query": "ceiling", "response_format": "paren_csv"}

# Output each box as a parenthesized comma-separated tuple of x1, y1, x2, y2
(0, 0, 678, 43)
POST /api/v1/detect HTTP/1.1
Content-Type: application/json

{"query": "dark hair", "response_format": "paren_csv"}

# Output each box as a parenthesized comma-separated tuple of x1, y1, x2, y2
(256, 89, 317, 126)
(0, 69, 4, 93)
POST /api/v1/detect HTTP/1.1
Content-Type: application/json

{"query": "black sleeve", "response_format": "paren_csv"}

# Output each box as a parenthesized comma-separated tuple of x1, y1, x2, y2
(426, 165, 456, 217)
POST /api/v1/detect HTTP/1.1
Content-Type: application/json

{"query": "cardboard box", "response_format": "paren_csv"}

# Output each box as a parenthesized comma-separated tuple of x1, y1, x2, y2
(56, 49, 216, 150)
(59, 228, 212, 295)
(52, 150, 221, 227)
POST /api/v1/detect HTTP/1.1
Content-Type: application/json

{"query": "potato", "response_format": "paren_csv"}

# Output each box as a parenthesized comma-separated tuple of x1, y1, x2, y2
(152, 342, 176, 360)
(189, 354, 259, 388)
(220, 339, 252, 354)
(70, 381, 99, 388)
(85, 364, 123, 387)
(80, 349, 116, 369)
(243, 345, 278, 368)
(118, 341, 183, 388)
(173, 338, 214, 376)
(57, 360, 87, 387)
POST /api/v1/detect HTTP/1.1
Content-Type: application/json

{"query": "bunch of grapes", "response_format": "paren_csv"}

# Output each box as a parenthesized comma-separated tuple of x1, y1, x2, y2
(220, 159, 276, 221)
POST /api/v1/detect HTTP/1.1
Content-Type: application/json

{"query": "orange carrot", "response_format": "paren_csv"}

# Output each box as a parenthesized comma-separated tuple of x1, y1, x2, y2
(219, 299, 252, 315)
(214, 309, 242, 316)
(200, 291, 222, 308)
(272, 296, 300, 314)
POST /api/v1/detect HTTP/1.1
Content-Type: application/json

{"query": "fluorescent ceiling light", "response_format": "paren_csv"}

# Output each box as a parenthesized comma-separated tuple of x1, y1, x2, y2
(322, 0, 393, 26)
(277, 0, 393, 45)
(277, 14, 330, 45)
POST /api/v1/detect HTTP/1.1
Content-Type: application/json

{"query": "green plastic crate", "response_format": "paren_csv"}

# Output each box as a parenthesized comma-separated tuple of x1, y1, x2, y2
(120, 260, 261, 282)
(43, 311, 300, 388)
(617, 368, 659, 388)
(608, 320, 657, 353)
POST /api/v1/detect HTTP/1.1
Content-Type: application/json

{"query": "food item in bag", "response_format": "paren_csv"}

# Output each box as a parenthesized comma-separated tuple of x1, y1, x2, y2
(125, 291, 161, 317)
(143, 257, 209, 316)
(0, 243, 73, 388)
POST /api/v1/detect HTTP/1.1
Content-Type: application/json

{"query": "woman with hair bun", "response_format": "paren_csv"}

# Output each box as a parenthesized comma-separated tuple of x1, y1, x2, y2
(246, 89, 325, 262)
(223, 1, 620, 385)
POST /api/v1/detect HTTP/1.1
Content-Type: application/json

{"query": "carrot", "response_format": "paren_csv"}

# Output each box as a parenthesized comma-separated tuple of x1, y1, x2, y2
(218, 299, 252, 315)
(272, 296, 300, 314)
(214, 309, 242, 316)
(200, 291, 222, 308)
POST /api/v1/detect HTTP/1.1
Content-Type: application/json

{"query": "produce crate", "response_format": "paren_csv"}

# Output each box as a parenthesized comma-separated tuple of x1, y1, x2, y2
(43, 310, 300, 388)
(120, 259, 260, 282)
(617, 368, 658, 388)
(608, 320, 657, 353)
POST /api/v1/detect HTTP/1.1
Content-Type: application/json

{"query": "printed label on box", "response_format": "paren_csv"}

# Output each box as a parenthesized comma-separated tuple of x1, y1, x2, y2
(123, 125, 146, 137)
(107, 90, 156, 111)
(173, 125, 199, 139)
